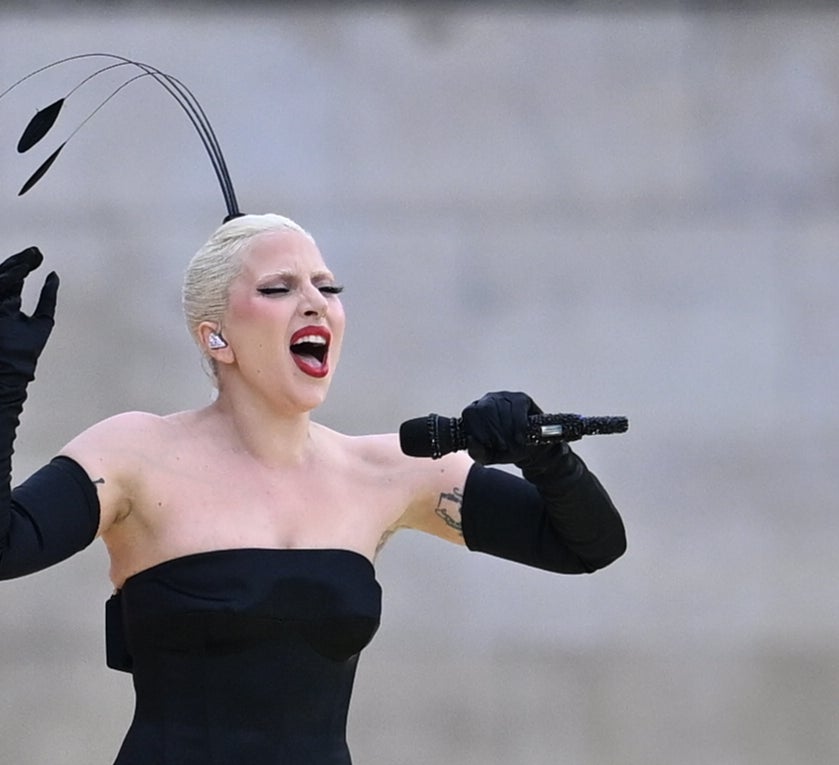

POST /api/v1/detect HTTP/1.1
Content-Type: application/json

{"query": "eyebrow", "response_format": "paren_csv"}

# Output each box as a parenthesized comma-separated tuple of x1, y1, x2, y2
(258, 269, 336, 282)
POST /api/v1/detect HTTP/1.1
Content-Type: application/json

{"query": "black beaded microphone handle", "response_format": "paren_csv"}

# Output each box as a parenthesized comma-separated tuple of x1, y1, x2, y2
(526, 413, 629, 444)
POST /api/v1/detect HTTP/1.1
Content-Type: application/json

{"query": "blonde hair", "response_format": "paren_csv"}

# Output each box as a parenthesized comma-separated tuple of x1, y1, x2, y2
(182, 213, 312, 382)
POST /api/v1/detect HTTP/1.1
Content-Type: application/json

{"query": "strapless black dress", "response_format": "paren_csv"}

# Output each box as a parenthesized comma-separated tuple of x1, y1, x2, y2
(105, 548, 381, 764)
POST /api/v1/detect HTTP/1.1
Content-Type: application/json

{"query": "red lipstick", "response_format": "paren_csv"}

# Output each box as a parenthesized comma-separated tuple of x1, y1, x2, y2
(289, 325, 331, 378)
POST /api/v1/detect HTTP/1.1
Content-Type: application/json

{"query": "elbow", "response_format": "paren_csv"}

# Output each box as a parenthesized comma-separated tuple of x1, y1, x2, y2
(597, 537, 627, 571)
(584, 526, 627, 572)
(594, 527, 626, 571)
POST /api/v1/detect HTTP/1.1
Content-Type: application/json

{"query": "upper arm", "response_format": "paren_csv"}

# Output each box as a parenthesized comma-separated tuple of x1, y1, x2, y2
(398, 450, 475, 546)
(58, 411, 150, 537)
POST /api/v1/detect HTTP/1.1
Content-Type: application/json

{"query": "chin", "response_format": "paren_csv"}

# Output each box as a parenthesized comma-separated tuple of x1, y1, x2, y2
(293, 380, 332, 412)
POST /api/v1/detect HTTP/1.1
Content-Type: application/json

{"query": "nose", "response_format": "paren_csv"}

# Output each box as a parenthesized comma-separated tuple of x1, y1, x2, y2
(301, 284, 328, 317)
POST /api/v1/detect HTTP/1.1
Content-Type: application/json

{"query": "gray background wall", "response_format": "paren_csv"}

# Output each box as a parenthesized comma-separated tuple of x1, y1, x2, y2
(1, 3, 838, 764)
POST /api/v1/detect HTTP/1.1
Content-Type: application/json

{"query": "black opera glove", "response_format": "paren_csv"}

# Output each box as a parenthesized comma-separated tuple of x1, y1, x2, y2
(0, 247, 59, 507)
(460, 391, 626, 572)
(461, 390, 584, 500)
(0, 250, 97, 582)
(0, 247, 59, 396)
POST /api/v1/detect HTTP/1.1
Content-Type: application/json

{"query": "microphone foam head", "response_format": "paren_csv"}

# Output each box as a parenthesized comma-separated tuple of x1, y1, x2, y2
(399, 414, 460, 459)
(399, 417, 436, 458)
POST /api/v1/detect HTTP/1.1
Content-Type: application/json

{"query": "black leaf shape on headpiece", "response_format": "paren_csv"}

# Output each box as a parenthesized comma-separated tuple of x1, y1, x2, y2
(2, 53, 243, 222)
(18, 143, 65, 196)
(17, 98, 64, 153)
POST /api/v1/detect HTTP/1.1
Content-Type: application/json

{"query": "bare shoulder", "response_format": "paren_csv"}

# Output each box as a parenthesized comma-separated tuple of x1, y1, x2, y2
(58, 410, 194, 536)
(335, 430, 469, 478)
(60, 410, 174, 460)
(335, 429, 474, 541)
(338, 431, 410, 466)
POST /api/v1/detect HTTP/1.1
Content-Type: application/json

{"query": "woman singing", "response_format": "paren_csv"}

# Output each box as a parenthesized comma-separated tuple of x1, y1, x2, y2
(0, 213, 626, 763)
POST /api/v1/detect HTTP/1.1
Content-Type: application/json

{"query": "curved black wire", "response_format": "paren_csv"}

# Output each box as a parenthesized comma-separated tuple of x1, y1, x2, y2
(2, 53, 241, 219)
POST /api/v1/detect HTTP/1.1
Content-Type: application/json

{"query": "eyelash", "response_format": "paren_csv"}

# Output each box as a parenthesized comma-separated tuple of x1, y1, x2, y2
(257, 285, 344, 296)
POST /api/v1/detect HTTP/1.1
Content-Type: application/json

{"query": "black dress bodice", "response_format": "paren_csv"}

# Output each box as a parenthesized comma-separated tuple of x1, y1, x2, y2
(107, 548, 381, 765)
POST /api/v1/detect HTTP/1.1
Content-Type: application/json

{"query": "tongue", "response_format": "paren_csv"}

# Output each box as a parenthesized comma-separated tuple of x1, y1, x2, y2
(292, 351, 328, 378)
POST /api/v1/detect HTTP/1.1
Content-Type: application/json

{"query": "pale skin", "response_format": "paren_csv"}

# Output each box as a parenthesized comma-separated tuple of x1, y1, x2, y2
(59, 229, 474, 589)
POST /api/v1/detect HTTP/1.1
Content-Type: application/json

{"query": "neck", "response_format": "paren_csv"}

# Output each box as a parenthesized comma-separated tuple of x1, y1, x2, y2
(209, 388, 318, 467)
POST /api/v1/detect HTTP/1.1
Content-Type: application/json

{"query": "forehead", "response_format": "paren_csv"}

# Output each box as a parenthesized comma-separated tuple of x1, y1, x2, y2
(239, 229, 329, 276)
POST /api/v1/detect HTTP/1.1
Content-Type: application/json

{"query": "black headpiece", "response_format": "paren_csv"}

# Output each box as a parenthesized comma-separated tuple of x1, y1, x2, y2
(1, 53, 243, 223)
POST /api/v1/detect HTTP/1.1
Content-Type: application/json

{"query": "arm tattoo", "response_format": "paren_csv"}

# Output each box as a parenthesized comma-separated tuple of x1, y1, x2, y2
(375, 527, 396, 556)
(434, 487, 464, 536)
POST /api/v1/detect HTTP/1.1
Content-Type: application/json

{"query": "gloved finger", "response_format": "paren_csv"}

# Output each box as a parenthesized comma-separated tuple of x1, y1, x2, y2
(482, 391, 536, 452)
(507, 393, 533, 448)
(463, 394, 508, 454)
(495, 394, 519, 451)
(33, 271, 59, 320)
(0, 247, 44, 302)
(461, 399, 495, 463)
(0, 247, 43, 282)
(465, 437, 491, 465)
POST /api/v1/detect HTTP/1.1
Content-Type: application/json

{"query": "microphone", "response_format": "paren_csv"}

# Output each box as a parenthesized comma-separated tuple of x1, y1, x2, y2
(399, 412, 629, 459)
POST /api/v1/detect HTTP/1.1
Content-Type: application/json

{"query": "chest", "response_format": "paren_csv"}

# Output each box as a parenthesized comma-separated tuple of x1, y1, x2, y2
(107, 445, 407, 577)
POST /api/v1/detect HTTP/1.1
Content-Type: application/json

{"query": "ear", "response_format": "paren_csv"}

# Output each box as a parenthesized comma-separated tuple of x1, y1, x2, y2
(197, 322, 234, 365)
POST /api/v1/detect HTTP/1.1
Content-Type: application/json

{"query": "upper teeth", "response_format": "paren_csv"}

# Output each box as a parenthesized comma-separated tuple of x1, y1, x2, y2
(293, 335, 327, 345)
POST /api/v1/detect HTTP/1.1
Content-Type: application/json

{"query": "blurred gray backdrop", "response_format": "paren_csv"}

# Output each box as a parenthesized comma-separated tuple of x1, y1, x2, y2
(1, 3, 838, 764)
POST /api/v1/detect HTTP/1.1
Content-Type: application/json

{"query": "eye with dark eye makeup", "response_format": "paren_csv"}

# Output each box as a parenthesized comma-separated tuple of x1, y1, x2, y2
(257, 284, 343, 296)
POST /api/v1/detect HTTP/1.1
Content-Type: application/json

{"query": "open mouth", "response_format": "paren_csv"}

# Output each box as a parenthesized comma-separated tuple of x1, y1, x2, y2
(290, 327, 331, 378)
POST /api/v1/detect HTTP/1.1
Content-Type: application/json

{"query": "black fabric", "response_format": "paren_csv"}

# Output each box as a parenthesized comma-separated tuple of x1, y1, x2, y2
(108, 547, 381, 765)
(460, 390, 540, 465)
(460, 462, 626, 574)
(0, 247, 59, 532)
(0, 455, 100, 580)
(0, 248, 72, 580)
(516, 442, 626, 571)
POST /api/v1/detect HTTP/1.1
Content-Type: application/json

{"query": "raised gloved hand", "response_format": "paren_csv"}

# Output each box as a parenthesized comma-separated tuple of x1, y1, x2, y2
(0, 247, 59, 505)
(0, 250, 101, 580)
(0, 246, 59, 397)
